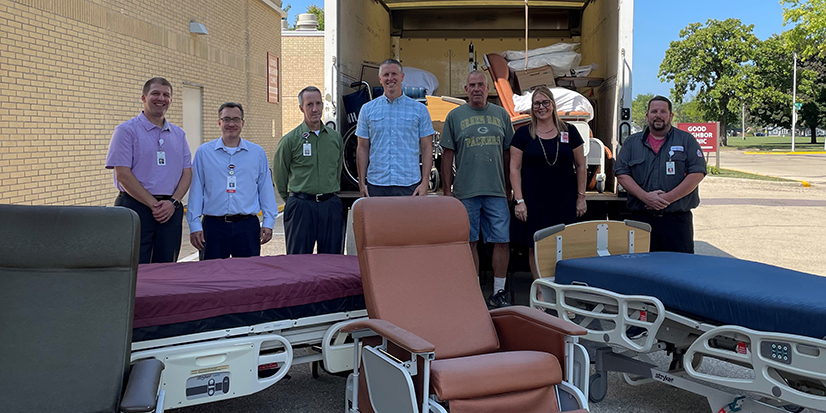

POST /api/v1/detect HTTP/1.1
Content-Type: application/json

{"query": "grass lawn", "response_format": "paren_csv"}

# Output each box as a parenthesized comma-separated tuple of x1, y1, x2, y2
(724, 135, 824, 151)
(709, 168, 795, 182)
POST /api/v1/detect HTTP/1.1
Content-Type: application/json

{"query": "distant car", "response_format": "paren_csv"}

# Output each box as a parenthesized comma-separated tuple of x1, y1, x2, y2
(755, 132, 765, 137)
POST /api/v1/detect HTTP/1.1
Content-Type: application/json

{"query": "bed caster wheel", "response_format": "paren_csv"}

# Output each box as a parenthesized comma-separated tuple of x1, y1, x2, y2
(311, 361, 320, 378)
(596, 180, 604, 194)
(783, 405, 803, 413)
(588, 372, 607, 403)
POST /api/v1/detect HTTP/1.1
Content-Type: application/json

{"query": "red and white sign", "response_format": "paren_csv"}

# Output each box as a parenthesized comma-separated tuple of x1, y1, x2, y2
(677, 122, 718, 153)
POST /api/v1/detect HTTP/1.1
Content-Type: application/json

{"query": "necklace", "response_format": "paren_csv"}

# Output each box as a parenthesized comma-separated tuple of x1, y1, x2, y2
(538, 135, 560, 166)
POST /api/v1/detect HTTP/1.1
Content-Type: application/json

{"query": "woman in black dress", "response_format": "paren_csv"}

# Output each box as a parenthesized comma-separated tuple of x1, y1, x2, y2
(510, 86, 587, 281)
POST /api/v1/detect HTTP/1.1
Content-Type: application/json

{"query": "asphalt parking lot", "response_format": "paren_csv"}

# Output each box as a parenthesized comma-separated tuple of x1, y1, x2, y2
(173, 152, 826, 413)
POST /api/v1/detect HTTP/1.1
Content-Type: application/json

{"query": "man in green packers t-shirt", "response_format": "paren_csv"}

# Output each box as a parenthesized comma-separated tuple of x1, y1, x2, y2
(441, 70, 515, 308)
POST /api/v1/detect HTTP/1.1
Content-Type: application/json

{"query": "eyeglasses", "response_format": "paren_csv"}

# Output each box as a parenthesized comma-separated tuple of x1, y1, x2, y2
(532, 100, 553, 109)
(220, 117, 244, 124)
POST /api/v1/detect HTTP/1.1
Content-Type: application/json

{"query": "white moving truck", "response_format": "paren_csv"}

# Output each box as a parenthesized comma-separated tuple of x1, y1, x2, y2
(324, 0, 634, 218)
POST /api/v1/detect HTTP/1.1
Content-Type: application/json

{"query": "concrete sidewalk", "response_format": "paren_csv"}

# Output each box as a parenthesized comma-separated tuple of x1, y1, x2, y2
(710, 149, 826, 187)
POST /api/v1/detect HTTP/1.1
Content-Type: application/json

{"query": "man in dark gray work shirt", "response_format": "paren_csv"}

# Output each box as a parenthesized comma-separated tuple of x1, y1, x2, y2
(614, 95, 706, 253)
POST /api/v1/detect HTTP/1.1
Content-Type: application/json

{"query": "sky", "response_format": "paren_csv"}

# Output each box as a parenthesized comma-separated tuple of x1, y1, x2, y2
(283, 0, 790, 98)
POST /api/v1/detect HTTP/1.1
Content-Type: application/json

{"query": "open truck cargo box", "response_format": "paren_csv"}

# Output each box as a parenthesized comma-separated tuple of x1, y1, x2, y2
(324, 0, 633, 195)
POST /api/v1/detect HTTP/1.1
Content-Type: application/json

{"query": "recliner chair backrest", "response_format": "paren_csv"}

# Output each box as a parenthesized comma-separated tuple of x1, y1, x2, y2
(353, 197, 500, 360)
(485, 53, 519, 117)
(0, 205, 140, 413)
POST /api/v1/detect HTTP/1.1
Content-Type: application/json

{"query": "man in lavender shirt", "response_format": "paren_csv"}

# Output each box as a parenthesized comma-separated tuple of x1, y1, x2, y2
(105, 77, 192, 263)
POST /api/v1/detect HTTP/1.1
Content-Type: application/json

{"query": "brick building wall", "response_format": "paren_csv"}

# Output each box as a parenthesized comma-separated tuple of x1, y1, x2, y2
(280, 31, 323, 135)
(0, 0, 284, 206)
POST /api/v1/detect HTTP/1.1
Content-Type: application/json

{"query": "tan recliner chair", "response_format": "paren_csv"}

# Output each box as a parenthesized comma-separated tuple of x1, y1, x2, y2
(343, 196, 589, 413)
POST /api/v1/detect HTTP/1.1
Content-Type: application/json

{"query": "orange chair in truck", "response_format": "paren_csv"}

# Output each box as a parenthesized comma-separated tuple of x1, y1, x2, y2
(483, 52, 531, 127)
(342, 196, 590, 413)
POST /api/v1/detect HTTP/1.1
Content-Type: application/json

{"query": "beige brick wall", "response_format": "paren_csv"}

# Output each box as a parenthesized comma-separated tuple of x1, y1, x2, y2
(280, 32, 323, 135)
(0, 0, 283, 206)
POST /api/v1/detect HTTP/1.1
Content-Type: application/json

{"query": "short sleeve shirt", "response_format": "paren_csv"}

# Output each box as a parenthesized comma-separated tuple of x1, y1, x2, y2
(355, 94, 436, 186)
(440, 103, 514, 199)
(105, 112, 192, 195)
(614, 126, 707, 212)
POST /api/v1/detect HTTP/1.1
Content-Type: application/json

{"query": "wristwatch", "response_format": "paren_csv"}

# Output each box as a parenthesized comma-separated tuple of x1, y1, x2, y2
(516, 199, 525, 204)
(170, 197, 182, 209)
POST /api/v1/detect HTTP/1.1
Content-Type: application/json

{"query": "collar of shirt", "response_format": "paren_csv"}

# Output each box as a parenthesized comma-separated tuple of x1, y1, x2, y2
(214, 137, 250, 154)
(380, 93, 411, 105)
(138, 111, 170, 131)
(641, 126, 673, 150)
(296, 121, 331, 138)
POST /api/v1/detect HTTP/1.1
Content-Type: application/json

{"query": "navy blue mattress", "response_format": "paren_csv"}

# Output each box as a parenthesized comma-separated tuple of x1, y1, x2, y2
(554, 252, 826, 340)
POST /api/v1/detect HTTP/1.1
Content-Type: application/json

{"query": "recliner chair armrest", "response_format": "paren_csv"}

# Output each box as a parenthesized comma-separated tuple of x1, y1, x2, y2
(120, 358, 165, 413)
(490, 306, 587, 359)
(490, 306, 587, 336)
(342, 319, 436, 354)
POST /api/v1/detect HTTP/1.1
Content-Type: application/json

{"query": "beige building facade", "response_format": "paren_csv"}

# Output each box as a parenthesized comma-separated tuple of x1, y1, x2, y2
(0, 0, 285, 206)
(280, 29, 323, 134)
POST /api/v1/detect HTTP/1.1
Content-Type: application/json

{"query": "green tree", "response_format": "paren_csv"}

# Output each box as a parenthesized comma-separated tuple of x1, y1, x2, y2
(659, 19, 759, 146)
(749, 33, 824, 143)
(631, 93, 654, 128)
(798, 57, 826, 143)
(296, 4, 324, 31)
(783, 0, 826, 59)
(672, 99, 705, 124)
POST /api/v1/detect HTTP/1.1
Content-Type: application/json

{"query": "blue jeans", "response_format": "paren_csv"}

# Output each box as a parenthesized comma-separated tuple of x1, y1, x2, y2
(460, 196, 510, 243)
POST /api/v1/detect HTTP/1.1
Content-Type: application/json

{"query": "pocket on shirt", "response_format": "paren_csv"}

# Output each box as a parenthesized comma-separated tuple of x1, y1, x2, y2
(400, 113, 420, 139)
(628, 156, 646, 178)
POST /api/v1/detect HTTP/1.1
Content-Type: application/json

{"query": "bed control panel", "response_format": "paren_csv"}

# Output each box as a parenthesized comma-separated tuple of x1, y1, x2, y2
(760, 341, 792, 364)
(185, 372, 231, 400)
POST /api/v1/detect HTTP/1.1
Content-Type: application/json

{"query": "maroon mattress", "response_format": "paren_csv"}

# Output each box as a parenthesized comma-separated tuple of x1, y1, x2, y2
(134, 254, 362, 329)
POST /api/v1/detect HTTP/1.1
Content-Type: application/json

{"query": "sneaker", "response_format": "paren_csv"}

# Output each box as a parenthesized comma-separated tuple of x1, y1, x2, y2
(488, 289, 512, 309)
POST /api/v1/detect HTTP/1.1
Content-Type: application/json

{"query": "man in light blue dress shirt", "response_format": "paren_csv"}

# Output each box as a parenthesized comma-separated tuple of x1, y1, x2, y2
(187, 102, 278, 260)
(356, 59, 436, 197)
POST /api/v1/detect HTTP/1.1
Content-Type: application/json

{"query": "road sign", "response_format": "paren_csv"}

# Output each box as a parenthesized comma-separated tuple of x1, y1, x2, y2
(677, 122, 718, 153)
(794, 102, 802, 109)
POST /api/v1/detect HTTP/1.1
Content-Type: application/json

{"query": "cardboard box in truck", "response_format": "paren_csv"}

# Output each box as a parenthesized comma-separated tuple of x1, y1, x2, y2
(515, 65, 556, 90)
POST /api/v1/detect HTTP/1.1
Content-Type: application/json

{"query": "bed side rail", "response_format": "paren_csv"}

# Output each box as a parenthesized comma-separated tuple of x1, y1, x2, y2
(685, 325, 826, 411)
(531, 278, 665, 353)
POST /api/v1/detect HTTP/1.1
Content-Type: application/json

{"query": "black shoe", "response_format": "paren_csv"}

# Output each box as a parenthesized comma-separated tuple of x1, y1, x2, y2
(626, 326, 647, 340)
(488, 289, 512, 309)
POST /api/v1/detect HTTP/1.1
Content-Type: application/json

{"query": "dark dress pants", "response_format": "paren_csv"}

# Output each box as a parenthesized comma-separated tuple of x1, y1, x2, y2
(366, 182, 418, 197)
(115, 193, 183, 264)
(630, 210, 695, 254)
(200, 215, 261, 260)
(283, 195, 344, 255)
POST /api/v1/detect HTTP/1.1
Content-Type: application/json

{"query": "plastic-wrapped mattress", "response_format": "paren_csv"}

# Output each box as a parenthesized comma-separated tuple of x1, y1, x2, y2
(554, 252, 826, 339)
(133, 254, 364, 341)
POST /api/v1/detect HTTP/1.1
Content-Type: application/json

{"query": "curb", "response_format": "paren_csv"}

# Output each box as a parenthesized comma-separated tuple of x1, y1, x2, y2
(743, 151, 826, 155)
(722, 168, 811, 187)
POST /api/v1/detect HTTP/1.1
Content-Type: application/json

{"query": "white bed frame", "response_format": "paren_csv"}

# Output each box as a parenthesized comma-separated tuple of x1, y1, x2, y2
(131, 308, 367, 410)
(529, 220, 826, 413)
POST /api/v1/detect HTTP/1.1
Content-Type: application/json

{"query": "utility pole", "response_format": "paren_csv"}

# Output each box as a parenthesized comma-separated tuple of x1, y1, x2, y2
(742, 101, 746, 140)
(792, 52, 797, 152)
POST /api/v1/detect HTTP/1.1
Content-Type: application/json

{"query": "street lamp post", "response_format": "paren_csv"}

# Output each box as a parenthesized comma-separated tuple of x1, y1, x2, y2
(792, 52, 797, 152)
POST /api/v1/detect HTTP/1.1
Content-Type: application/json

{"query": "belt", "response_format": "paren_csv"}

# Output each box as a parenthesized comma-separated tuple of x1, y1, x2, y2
(634, 210, 686, 218)
(205, 214, 256, 223)
(119, 191, 171, 201)
(290, 192, 336, 202)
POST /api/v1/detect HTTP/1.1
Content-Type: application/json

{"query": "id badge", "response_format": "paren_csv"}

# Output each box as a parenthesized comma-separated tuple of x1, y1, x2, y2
(561, 132, 569, 143)
(303, 143, 312, 157)
(666, 161, 676, 175)
(226, 176, 237, 193)
(156, 151, 166, 166)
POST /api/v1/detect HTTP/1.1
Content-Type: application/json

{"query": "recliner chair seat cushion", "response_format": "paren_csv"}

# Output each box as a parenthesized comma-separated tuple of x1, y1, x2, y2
(429, 350, 562, 401)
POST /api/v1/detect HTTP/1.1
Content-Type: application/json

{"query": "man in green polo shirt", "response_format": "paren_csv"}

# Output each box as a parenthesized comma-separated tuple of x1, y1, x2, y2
(274, 86, 344, 254)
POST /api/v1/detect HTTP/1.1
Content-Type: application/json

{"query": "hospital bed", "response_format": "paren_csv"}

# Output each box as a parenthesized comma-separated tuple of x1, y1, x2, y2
(530, 221, 826, 412)
(130, 254, 367, 410)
